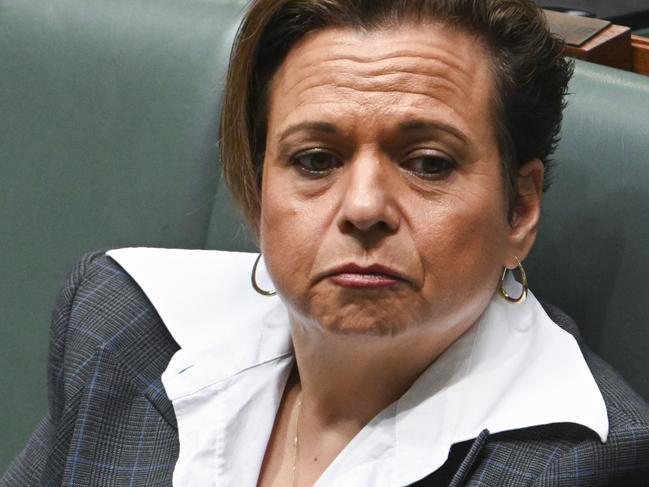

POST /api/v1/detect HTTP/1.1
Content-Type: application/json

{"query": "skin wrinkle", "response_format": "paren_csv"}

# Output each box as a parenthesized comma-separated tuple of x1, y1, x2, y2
(280, 62, 475, 117)
(289, 81, 469, 109)
(287, 59, 473, 96)
(274, 33, 478, 113)
(280, 29, 475, 78)
(272, 91, 479, 136)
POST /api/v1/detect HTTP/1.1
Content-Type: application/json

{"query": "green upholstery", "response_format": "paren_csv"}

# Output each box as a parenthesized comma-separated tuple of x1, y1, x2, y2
(2, 0, 649, 472)
(0, 0, 247, 470)
(527, 61, 649, 406)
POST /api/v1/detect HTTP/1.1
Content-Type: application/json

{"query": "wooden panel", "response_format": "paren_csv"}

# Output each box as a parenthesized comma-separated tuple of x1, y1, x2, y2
(544, 10, 610, 46)
(545, 9, 634, 72)
(632, 34, 649, 76)
(563, 24, 633, 71)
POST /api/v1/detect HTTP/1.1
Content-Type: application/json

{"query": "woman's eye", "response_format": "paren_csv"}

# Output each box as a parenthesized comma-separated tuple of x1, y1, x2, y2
(401, 153, 455, 179)
(292, 150, 340, 176)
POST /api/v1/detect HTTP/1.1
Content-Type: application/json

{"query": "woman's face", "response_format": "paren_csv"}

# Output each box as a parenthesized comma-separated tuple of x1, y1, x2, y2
(260, 24, 540, 337)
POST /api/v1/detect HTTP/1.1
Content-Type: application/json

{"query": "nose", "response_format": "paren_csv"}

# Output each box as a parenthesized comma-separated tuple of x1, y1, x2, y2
(337, 152, 400, 237)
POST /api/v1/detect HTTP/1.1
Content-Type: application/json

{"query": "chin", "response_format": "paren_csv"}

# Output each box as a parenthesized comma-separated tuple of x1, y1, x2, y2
(310, 302, 417, 337)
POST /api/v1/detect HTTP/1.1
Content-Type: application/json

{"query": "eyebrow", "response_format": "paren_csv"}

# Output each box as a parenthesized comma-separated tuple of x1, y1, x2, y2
(397, 119, 469, 145)
(278, 121, 338, 142)
(276, 118, 469, 145)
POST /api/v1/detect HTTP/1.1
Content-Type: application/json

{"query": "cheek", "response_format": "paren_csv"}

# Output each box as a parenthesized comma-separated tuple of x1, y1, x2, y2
(414, 191, 509, 297)
(259, 169, 324, 297)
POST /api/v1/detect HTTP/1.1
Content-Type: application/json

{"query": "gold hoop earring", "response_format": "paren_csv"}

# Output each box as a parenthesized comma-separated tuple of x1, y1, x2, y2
(499, 256, 528, 304)
(251, 253, 277, 296)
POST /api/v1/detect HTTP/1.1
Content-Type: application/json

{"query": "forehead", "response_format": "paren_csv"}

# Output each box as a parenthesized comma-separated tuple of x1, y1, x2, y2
(266, 23, 497, 143)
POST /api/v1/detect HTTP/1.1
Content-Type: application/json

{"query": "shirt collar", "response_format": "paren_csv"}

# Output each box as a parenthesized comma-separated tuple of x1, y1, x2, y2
(107, 247, 608, 487)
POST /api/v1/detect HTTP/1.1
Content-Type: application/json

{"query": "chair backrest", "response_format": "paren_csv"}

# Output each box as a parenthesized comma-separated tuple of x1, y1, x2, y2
(0, 0, 246, 470)
(527, 61, 649, 402)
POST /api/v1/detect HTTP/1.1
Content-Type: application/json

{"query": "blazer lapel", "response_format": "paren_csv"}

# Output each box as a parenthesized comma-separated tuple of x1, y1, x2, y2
(143, 375, 178, 430)
(113, 310, 180, 431)
(411, 429, 490, 486)
(449, 429, 490, 486)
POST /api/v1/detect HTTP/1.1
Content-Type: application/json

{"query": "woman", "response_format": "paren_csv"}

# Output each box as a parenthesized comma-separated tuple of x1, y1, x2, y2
(3, 0, 649, 485)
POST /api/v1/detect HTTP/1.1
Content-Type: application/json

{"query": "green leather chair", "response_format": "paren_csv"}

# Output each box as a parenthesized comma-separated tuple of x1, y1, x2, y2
(2, 0, 648, 472)
(527, 60, 649, 409)
(0, 0, 252, 471)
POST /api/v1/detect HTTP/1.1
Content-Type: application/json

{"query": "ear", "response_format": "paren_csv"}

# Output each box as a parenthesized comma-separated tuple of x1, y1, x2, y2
(505, 159, 544, 267)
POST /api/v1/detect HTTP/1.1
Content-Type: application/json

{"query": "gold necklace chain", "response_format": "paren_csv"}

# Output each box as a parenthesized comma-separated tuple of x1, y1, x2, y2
(292, 392, 303, 487)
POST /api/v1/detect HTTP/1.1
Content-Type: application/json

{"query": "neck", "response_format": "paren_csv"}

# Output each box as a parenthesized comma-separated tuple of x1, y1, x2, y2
(285, 314, 477, 486)
(291, 318, 462, 432)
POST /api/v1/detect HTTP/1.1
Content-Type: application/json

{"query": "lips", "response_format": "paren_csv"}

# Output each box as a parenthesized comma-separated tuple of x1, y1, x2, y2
(324, 263, 407, 288)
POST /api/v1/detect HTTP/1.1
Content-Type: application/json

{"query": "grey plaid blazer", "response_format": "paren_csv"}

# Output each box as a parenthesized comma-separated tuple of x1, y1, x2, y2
(2, 251, 649, 486)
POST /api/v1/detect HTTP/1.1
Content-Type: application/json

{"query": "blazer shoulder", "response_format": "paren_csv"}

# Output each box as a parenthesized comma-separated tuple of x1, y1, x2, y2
(535, 367, 649, 485)
(57, 251, 178, 394)
(531, 421, 649, 486)
(584, 346, 649, 432)
(63, 251, 163, 342)
(531, 307, 649, 485)
(471, 418, 649, 486)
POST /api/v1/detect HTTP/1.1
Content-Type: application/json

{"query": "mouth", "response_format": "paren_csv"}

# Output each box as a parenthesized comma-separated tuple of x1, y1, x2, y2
(323, 263, 408, 289)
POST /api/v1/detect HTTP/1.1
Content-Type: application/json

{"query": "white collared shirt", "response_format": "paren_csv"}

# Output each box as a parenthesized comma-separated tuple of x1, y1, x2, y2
(107, 248, 608, 487)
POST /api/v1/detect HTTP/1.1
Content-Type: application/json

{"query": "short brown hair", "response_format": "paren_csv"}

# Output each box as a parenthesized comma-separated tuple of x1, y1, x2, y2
(220, 0, 573, 232)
